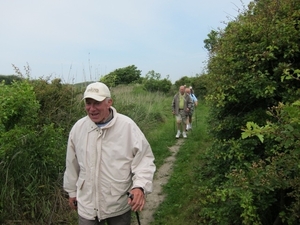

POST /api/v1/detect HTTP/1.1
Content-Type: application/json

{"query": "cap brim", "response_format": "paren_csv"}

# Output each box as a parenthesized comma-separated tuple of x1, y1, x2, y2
(83, 94, 106, 102)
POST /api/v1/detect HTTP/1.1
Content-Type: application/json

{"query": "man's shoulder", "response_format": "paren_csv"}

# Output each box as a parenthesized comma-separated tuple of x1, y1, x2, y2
(186, 94, 192, 100)
(116, 112, 131, 121)
(73, 116, 88, 126)
(173, 93, 179, 98)
(116, 113, 137, 125)
(115, 113, 144, 134)
(70, 116, 92, 134)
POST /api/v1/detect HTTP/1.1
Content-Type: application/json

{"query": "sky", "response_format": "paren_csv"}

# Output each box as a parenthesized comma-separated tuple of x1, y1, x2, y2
(0, 0, 252, 84)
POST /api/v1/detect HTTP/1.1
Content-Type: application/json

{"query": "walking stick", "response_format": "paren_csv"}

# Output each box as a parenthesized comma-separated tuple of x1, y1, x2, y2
(174, 114, 176, 134)
(127, 192, 141, 225)
(136, 211, 141, 225)
(195, 106, 197, 127)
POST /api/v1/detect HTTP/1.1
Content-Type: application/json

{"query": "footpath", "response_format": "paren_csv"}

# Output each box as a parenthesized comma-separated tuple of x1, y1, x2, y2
(132, 139, 184, 225)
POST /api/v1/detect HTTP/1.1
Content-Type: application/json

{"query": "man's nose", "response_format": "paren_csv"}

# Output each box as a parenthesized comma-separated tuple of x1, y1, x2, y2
(89, 103, 97, 109)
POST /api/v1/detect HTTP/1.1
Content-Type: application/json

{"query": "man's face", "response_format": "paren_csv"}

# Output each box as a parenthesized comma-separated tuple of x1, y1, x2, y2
(85, 98, 112, 123)
(179, 86, 185, 95)
(185, 88, 191, 95)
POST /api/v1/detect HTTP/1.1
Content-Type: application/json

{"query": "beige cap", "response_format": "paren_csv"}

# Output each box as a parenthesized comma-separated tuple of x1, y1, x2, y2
(83, 82, 111, 101)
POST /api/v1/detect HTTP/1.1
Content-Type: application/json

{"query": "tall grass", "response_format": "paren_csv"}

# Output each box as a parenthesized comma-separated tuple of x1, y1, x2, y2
(112, 85, 166, 129)
(112, 84, 177, 167)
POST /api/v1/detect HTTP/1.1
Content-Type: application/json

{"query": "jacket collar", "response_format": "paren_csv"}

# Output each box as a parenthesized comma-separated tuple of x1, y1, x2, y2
(85, 106, 118, 132)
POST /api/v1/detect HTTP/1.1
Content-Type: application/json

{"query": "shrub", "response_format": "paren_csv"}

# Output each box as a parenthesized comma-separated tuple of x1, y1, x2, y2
(198, 0, 300, 223)
(0, 80, 67, 223)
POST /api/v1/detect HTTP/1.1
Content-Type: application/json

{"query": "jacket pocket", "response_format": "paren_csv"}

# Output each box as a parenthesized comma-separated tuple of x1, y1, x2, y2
(76, 177, 85, 190)
(110, 181, 132, 196)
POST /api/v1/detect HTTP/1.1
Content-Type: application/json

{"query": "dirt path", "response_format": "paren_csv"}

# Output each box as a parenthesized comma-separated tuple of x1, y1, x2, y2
(132, 139, 184, 225)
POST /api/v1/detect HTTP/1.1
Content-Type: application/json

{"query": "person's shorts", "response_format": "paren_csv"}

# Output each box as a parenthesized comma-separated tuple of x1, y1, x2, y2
(176, 109, 187, 123)
(187, 111, 193, 117)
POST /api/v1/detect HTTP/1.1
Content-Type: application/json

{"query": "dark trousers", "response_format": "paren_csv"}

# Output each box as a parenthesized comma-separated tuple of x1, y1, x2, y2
(78, 210, 131, 225)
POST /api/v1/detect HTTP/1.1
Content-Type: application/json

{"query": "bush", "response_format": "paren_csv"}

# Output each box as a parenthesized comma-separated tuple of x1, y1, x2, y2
(198, 0, 300, 223)
(0, 80, 68, 223)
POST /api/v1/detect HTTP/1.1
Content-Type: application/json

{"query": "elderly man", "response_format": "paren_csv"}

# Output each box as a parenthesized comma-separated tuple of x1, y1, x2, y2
(63, 82, 156, 225)
(172, 85, 193, 138)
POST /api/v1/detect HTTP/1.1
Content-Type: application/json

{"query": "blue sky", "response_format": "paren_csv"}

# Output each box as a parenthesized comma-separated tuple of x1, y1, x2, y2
(0, 0, 251, 84)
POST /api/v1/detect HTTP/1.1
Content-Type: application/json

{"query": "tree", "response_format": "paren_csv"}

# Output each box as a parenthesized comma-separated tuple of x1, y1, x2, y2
(203, 30, 220, 55)
(143, 70, 172, 93)
(191, 74, 209, 99)
(174, 76, 192, 88)
(0, 75, 22, 84)
(100, 65, 141, 87)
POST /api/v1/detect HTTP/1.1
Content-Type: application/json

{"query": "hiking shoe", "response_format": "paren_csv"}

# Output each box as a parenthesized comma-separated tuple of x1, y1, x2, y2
(175, 131, 181, 139)
(182, 132, 187, 138)
(186, 124, 192, 131)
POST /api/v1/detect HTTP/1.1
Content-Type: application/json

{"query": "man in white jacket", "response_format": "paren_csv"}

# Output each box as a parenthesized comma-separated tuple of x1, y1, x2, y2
(63, 82, 156, 225)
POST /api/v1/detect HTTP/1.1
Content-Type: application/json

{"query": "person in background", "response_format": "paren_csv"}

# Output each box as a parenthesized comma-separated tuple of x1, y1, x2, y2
(185, 87, 198, 130)
(172, 85, 193, 138)
(63, 82, 156, 225)
(190, 86, 198, 107)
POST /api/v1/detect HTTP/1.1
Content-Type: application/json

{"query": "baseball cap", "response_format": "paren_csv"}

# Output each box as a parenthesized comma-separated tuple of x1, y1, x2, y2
(83, 82, 111, 101)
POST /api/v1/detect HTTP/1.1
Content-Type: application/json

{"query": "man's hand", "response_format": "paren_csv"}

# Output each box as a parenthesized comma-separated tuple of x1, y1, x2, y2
(68, 197, 77, 210)
(127, 188, 145, 212)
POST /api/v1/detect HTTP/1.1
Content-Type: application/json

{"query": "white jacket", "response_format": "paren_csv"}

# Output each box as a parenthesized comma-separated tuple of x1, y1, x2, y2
(63, 107, 156, 220)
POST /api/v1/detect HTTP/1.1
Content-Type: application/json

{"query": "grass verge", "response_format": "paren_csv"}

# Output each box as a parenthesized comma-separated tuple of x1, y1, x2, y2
(151, 100, 211, 225)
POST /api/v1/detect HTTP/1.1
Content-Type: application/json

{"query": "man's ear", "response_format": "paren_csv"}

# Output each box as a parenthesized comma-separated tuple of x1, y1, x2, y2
(108, 98, 113, 106)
